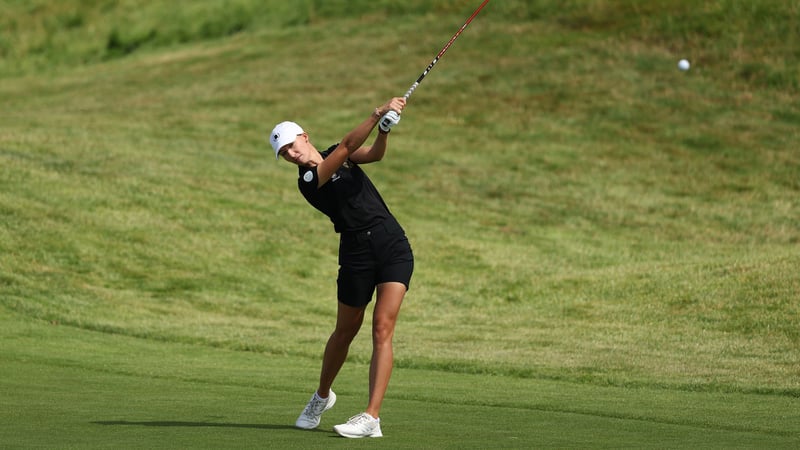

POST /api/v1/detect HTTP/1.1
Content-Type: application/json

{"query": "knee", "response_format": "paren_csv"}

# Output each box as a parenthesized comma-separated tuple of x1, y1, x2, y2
(333, 322, 361, 344)
(372, 319, 395, 345)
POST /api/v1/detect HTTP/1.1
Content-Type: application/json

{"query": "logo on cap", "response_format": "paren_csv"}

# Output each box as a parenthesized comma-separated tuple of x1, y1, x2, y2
(272, 133, 279, 142)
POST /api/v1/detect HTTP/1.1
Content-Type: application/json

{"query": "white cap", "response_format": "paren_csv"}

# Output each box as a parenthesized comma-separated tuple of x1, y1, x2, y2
(269, 121, 304, 159)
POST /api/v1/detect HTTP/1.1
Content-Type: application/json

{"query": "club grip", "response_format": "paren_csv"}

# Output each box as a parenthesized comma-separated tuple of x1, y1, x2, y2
(403, 82, 420, 100)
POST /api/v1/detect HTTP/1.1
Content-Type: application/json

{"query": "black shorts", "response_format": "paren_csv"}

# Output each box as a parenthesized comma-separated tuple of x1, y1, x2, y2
(337, 217, 414, 308)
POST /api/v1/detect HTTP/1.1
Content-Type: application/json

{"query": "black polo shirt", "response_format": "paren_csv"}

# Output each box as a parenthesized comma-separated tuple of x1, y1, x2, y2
(298, 145, 391, 233)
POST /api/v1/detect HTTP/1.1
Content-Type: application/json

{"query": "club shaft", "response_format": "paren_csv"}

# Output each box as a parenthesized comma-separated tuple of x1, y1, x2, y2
(403, 0, 490, 100)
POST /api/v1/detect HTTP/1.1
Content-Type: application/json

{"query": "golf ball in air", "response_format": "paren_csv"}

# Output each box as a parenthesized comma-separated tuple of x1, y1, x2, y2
(678, 59, 690, 71)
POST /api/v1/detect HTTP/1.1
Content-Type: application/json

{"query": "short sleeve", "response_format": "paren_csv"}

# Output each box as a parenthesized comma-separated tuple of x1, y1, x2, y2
(298, 166, 318, 195)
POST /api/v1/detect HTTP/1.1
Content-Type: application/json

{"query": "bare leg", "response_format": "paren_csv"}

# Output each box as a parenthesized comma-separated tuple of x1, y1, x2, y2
(365, 282, 406, 418)
(317, 302, 365, 398)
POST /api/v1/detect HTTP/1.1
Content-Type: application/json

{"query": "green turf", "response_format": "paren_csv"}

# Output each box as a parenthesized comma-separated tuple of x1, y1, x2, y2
(2, 312, 798, 449)
(1, 0, 799, 447)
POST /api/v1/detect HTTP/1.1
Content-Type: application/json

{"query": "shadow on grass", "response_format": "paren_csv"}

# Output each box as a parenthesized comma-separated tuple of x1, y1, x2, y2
(92, 421, 330, 433)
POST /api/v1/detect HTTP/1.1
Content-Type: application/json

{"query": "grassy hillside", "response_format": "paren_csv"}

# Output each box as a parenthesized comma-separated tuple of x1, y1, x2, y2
(2, 0, 799, 403)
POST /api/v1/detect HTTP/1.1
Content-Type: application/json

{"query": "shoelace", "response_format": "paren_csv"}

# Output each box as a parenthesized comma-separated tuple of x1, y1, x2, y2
(303, 397, 327, 416)
(346, 413, 373, 425)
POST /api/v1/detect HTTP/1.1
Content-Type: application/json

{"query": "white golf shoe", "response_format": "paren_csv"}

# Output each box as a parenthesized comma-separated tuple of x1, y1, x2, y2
(333, 412, 383, 438)
(295, 390, 336, 429)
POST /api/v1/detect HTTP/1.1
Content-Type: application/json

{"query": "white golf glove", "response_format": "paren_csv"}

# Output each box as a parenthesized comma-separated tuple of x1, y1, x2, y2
(379, 110, 401, 133)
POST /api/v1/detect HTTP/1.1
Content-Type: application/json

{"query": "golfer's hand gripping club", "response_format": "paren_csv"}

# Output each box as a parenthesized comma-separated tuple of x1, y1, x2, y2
(379, 110, 401, 133)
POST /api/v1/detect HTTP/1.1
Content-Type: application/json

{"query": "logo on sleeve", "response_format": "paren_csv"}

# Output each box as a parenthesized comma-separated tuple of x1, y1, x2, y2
(303, 171, 314, 183)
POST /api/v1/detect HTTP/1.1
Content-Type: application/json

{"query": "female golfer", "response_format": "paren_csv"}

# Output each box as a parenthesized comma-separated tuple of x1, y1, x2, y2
(269, 97, 412, 438)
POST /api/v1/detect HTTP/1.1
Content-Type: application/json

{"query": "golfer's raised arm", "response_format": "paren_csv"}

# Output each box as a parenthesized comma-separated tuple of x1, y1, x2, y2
(316, 97, 405, 185)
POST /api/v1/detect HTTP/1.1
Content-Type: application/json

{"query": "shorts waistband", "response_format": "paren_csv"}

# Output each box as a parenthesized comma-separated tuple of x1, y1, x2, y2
(340, 217, 401, 241)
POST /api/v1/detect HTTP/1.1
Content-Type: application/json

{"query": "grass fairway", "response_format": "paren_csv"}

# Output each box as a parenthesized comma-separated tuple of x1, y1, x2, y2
(3, 313, 798, 449)
(2, 0, 799, 447)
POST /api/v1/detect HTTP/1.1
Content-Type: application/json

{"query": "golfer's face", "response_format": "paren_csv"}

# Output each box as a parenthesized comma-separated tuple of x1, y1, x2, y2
(278, 134, 307, 165)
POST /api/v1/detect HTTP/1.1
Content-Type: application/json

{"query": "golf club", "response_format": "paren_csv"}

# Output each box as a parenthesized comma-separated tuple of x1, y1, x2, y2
(381, 0, 490, 129)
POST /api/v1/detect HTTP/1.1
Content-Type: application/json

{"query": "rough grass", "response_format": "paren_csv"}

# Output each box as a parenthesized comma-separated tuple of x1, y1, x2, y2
(1, 0, 799, 404)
